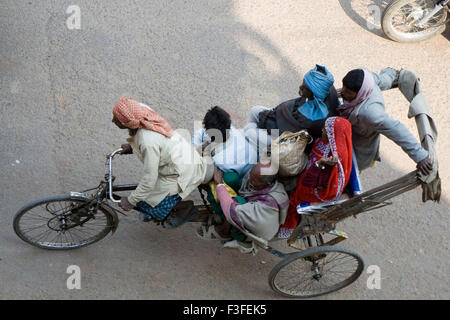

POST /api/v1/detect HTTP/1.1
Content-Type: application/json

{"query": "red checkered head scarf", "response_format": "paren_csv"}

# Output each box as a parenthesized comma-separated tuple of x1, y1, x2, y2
(113, 98, 173, 138)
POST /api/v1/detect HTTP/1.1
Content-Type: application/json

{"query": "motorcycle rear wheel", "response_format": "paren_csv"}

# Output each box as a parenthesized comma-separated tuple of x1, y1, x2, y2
(382, 0, 447, 42)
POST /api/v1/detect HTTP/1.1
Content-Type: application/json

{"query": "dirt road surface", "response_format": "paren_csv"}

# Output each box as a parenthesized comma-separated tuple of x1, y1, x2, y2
(1, 0, 449, 299)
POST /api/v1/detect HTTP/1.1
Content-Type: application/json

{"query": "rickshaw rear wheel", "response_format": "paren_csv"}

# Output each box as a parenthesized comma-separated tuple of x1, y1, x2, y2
(269, 245, 364, 298)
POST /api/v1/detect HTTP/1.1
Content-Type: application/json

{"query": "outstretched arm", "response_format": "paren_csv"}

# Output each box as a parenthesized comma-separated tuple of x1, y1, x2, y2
(369, 67, 399, 91)
(216, 184, 235, 216)
(364, 103, 431, 174)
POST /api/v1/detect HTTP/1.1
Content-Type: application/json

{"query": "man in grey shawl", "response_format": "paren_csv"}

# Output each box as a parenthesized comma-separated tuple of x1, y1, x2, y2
(198, 162, 289, 251)
(338, 67, 433, 175)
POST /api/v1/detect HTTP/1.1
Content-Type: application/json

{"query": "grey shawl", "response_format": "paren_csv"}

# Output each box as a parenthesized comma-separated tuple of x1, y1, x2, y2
(345, 68, 429, 171)
(232, 172, 290, 241)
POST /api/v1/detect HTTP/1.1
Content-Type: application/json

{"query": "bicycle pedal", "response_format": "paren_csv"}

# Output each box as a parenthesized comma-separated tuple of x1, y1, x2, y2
(288, 238, 307, 251)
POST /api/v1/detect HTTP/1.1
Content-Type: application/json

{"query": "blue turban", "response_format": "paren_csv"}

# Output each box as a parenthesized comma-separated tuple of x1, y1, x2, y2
(298, 64, 335, 120)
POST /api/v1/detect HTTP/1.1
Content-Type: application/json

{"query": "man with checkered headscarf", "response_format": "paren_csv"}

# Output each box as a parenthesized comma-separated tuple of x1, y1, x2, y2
(112, 98, 214, 222)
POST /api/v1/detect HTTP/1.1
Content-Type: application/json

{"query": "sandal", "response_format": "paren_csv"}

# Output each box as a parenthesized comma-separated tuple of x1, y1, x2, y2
(196, 224, 232, 241)
(222, 240, 258, 255)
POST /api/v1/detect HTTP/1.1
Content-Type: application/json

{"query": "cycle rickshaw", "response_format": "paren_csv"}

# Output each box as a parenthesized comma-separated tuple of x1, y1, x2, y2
(13, 70, 441, 298)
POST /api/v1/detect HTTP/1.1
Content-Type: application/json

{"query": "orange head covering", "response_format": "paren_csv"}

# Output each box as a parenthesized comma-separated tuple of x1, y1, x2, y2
(112, 98, 173, 138)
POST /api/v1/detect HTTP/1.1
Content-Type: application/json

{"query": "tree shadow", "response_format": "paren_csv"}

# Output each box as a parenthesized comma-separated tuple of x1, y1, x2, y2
(1, 0, 448, 300)
(0, 0, 305, 194)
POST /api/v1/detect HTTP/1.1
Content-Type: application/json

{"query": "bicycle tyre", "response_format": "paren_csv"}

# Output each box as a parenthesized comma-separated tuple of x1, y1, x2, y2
(13, 194, 114, 250)
(268, 245, 364, 298)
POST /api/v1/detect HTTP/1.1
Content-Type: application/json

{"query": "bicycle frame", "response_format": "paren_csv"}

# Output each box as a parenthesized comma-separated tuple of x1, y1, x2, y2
(102, 148, 144, 204)
(65, 149, 139, 233)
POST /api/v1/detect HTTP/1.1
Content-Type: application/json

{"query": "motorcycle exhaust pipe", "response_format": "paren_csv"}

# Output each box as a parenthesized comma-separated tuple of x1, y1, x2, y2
(416, 0, 448, 28)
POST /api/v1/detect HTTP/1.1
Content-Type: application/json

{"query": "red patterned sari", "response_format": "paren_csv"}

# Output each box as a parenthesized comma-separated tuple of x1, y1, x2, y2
(277, 117, 353, 238)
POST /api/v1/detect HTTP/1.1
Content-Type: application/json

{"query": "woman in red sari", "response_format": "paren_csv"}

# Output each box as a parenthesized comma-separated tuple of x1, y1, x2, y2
(277, 116, 353, 238)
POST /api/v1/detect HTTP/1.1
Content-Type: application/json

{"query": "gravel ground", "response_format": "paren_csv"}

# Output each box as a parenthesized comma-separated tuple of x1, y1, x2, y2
(0, 0, 449, 299)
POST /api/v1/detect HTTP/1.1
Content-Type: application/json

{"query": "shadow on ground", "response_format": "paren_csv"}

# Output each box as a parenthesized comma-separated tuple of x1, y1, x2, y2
(339, 0, 449, 42)
(1, 0, 448, 300)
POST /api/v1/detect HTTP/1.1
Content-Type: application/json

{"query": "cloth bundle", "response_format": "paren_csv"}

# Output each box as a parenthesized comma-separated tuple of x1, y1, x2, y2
(398, 69, 441, 202)
(270, 130, 310, 177)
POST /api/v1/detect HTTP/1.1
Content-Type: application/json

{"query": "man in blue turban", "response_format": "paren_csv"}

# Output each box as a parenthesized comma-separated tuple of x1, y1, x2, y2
(298, 65, 335, 121)
(251, 64, 340, 141)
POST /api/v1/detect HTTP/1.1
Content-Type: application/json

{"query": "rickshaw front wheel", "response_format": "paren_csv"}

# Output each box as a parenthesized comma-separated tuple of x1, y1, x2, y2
(269, 245, 364, 298)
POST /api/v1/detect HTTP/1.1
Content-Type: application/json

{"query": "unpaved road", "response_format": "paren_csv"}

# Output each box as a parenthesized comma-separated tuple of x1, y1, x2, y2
(0, 0, 449, 299)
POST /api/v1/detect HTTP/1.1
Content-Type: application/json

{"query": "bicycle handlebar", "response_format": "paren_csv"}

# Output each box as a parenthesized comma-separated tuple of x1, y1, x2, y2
(108, 148, 123, 203)
(108, 148, 124, 159)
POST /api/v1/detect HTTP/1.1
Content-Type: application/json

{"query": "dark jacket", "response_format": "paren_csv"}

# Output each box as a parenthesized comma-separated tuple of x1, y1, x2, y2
(257, 86, 340, 139)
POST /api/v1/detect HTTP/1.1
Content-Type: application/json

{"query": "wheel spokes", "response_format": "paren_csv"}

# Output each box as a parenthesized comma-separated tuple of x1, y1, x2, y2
(390, 0, 446, 33)
(274, 250, 361, 296)
(17, 200, 111, 248)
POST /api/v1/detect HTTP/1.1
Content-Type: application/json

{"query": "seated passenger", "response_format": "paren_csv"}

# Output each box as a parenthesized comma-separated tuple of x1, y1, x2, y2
(192, 106, 258, 179)
(278, 116, 353, 238)
(192, 106, 259, 217)
(112, 98, 214, 221)
(338, 67, 432, 175)
(197, 162, 289, 246)
(254, 64, 339, 141)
